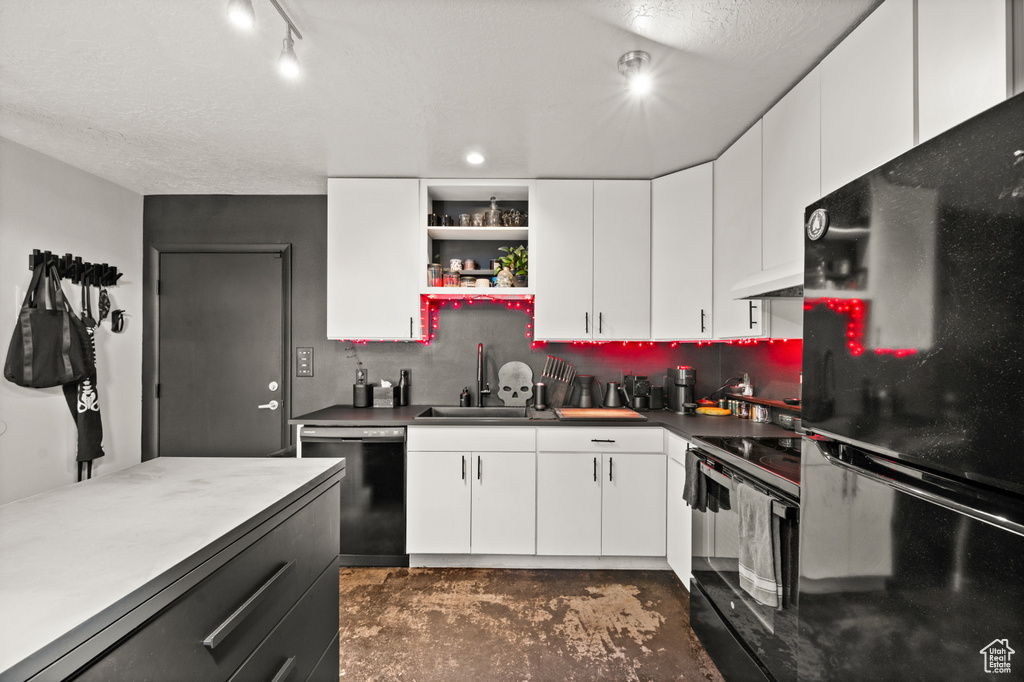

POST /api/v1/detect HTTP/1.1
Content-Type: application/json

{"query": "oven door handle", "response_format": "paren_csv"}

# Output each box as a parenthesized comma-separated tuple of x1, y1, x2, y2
(698, 461, 795, 519)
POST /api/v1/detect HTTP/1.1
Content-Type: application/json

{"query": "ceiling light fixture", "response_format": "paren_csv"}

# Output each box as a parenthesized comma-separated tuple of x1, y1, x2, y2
(270, 0, 303, 79)
(227, 0, 255, 30)
(618, 50, 652, 97)
(466, 152, 485, 165)
(279, 25, 300, 79)
(226, 0, 303, 79)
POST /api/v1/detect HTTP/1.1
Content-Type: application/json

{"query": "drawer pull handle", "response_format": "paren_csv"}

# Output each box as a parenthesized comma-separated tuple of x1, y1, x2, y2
(591, 439, 615, 443)
(270, 656, 297, 682)
(203, 560, 296, 650)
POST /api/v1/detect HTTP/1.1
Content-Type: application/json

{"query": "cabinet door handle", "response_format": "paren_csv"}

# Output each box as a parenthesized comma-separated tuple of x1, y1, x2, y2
(585, 312, 589, 334)
(700, 309, 706, 334)
(591, 439, 615, 443)
(609, 456, 614, 482)
(410, 316, 414, 338)
(599, 312, 603, 334)
(203, 560, 296, 650)
(749, 301, 758, 329)
(477, 455, 482, 481)
(270, 656, 297, 682)
(593, 456, 597, 482)
(462, 455, 466, 480)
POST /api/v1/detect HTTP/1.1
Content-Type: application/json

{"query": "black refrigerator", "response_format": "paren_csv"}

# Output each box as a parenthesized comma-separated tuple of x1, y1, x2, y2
(799, 92, 1024, 681)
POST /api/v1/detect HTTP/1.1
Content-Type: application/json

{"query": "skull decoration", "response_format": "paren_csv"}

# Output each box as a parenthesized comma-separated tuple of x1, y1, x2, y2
(497, 361, 534, 407)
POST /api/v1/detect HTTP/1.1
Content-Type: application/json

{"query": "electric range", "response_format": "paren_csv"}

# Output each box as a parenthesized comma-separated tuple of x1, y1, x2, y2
(692, 435, 801, 499)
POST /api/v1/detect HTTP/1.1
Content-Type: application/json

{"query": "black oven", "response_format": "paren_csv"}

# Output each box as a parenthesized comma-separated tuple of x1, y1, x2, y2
(689, 442, 800, 682)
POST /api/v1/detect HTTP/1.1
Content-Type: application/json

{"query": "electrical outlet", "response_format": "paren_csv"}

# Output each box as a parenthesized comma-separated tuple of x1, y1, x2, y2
(356, 368, 368, 385)
(296, 347, 313, 377)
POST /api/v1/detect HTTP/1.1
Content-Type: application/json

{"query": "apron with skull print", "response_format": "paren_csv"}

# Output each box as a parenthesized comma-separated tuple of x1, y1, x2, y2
(63, 284, 104, 463)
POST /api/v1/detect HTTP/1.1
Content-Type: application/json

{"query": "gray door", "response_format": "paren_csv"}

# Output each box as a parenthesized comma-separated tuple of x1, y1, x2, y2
(158, 251, 285, 457)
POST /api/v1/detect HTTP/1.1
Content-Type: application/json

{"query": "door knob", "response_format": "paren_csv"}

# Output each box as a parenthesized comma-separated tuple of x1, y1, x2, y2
(258, 400, 280, 410)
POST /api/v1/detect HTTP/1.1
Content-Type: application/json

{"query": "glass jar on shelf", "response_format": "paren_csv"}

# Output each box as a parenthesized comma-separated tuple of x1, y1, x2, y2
(427, 263, 443, 288)
(443, 271, 460, 287)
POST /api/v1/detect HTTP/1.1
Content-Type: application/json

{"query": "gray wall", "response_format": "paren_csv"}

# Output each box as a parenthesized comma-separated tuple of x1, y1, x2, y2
(143, 196, 801, 455)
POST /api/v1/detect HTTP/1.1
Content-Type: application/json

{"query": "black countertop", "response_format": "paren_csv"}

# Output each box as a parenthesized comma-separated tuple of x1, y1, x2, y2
(291, 404, 792, 441)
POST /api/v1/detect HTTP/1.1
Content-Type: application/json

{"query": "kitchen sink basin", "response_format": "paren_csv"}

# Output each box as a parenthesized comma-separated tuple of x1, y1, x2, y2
(414, 406, 531, 420)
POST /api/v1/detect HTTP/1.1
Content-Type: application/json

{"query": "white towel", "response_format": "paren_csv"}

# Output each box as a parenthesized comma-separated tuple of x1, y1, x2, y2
(736, 482, 782, 608)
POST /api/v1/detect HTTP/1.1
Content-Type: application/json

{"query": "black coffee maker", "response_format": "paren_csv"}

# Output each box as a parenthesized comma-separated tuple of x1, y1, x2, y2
(665, 366, 696, 414)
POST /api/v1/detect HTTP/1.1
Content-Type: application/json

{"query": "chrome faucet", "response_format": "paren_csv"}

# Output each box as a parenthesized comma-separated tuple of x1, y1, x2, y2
(476, 343, 491, 407)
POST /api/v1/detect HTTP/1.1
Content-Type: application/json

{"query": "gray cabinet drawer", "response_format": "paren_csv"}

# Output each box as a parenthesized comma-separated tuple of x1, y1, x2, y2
(228, 562, 338, 682)
(74, 485, 340, 682)
(305, 632, 340, 682)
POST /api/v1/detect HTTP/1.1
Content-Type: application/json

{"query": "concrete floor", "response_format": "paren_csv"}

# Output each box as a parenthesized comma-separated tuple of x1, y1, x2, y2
(338, 567, 726, 682)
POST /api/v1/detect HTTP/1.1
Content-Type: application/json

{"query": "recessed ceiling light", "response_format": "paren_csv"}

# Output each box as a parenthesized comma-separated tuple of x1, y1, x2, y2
(227, 0, 256, 30)
(618, 50, 652, 97)
(466, 152, 485, 165)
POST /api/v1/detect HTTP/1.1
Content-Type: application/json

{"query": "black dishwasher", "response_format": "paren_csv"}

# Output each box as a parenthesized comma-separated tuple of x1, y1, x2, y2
(298, 426, 408, 566)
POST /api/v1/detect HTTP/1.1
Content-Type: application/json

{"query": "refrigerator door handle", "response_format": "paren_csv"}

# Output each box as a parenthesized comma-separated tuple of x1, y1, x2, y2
(814, 440, 1024, 537)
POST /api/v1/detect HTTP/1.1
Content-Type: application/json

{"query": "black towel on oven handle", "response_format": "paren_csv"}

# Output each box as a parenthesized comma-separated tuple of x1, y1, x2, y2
(682, 449, 707, 512)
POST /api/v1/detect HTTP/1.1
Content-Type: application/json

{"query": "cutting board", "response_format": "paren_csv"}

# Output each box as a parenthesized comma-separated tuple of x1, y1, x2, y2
(553, 408, 648, 421)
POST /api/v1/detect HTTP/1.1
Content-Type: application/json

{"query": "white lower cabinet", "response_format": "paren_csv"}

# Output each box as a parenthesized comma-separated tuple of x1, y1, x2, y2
(537, 428, 666, 557)
(407, 428, 536, 555)
(665, 433, 692, 585)
(536, 453, 602, 556)
(601, 453, 667, 556)
(471, 451, 536, 555)
(406, 451, 472, 554)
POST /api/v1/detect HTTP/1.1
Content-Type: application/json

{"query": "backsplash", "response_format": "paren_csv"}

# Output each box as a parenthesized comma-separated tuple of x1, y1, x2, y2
(316, 302, 803, 410)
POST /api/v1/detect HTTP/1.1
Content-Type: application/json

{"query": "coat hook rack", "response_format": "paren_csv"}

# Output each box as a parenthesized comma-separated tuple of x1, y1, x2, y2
(28, 249, 123, 287)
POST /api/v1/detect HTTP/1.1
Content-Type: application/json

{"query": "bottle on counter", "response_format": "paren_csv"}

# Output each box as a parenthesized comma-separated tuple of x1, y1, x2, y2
(742, 373, 753, 396)
(398, 370, 410, 406)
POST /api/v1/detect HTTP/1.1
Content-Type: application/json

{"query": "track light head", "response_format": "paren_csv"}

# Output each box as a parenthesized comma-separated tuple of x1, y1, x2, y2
(279, 26, 300, 79)
(227, 0, 255, 30)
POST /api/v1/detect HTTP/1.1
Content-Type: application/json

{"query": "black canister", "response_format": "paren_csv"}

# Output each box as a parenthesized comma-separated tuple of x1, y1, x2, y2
(353, 384, 371, 408)
(534, 382, 547, 410)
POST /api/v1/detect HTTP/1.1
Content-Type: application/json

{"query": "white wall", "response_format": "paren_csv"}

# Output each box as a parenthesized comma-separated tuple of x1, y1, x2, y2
(0, 138, 143, 504)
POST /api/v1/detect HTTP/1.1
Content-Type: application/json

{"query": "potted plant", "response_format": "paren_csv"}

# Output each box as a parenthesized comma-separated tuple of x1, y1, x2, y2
(495, 245, 528, 287)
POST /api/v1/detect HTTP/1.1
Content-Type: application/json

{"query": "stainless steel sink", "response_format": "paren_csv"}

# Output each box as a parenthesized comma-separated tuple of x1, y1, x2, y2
(414, 406, 531, 421)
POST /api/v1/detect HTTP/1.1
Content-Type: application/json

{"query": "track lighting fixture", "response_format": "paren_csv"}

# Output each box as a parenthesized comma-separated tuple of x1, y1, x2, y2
(226, 0, 303, 79)
(227, 0, 255, 30)
(618, 51, 652, 97)
(279, 25, 300, 79)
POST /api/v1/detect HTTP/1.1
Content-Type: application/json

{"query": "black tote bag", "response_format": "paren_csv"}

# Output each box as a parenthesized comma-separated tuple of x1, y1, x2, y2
(4, 264, 93, 388)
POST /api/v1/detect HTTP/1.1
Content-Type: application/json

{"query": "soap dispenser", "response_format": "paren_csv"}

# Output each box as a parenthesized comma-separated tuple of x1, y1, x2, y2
(460, 387, 471, 407)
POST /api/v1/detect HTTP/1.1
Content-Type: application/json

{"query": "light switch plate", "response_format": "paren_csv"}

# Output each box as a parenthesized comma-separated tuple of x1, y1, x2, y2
(296, 347, 313, 377)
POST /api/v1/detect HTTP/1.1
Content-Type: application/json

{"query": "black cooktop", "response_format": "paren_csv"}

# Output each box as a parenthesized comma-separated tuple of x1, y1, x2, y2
(694, 436, 802, 488)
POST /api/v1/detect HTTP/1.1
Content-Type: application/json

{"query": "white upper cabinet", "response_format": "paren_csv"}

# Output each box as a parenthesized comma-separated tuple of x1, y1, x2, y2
(761, 66, 821, 340)
(533, 180, 594, 340)
(651, 163, 713, 340)
(820, 0, 915, 196)
(534, 180, 650, 341)
(593, 180, 651, 341)
(917, 0, 1010, 143)
(762, 67, 820, 273)
(713, 122, 768, 339)
(327, 178, 421, 340)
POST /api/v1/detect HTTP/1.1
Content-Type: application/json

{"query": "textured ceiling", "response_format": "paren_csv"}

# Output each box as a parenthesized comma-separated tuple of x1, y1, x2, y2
(0, 0, 880, 194)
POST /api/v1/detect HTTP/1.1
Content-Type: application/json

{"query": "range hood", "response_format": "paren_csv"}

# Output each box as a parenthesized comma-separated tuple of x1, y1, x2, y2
(731, 260, 804, 299)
